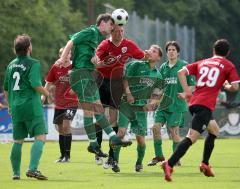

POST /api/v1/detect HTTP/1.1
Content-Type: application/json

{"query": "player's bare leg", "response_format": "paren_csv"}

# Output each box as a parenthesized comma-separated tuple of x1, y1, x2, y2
(200, 120, 219, 177)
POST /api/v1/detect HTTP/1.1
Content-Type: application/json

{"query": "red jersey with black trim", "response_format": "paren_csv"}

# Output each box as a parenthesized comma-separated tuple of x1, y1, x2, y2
(45, 64, 78, 109)
(96, 38, 145, 79)
(185, 56, 240, 111)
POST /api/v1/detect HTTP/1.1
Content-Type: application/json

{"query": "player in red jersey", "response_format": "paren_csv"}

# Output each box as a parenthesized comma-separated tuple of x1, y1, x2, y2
(161, 39, 240, 181)
(43, 48, 78, 163)
(93, 25, 148, 167)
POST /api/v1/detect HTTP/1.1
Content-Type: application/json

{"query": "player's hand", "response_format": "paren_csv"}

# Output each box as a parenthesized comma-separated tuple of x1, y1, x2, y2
(144, 50, 150, 60)
(7, 106, 11, 115)
(91, 55, 100, 65)
(126, 93, 134, 104)
(143, 99, 159, 111)
(178, 91, 192, 102)
(55, 58, 65, 67)
(41, 95, 46, 104)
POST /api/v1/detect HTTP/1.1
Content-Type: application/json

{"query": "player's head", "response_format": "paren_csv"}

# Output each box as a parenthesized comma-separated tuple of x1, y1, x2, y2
(14, 34, 32, 56)
(148, 44, 163, 62)
(213, 39, 230, 57)
(111, 25, 124, 42)
(96, 13, 114, 35)
(165, 41, 180, 61)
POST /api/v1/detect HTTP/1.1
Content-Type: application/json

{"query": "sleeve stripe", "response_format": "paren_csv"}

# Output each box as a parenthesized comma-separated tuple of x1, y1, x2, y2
(231, 80, 240, 84)
(183, 66, 189, 75)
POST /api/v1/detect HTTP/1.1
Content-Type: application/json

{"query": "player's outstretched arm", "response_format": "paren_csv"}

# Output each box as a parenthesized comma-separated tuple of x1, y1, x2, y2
(123, 80, 134, 103)
(35, 86, 49, 99)
(178, 68, 192, 101)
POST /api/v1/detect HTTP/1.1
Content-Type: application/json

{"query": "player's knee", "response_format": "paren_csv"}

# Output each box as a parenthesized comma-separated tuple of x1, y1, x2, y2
(14, 140, 24, 144)
(207, 120, 219, 136)
(136, 136, 145, 145)
(152, 124, 161, 139)
(117, 129, 126, 139)
(35, 134, 46, 142)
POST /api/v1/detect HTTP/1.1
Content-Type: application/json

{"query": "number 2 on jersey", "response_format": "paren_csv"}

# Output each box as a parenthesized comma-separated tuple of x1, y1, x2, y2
(197, 66, 220, 87)
(13, 72, 20, 90)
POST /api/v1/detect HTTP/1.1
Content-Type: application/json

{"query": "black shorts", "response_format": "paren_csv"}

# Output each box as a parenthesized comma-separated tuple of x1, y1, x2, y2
(98, 78, 123, 109)
(189, 105, 214, 134)
(53, 107, 77, 125)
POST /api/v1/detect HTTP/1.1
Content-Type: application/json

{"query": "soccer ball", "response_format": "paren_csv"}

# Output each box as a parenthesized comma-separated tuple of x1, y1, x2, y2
(111, 9, 129, 26)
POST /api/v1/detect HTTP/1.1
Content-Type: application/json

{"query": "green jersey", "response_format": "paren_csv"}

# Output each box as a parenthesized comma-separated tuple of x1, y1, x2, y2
(3, 56, 44, 122)
(70, 25, 105, 70)
(159, 59, 195, 112)
(124, 61, 164, 106)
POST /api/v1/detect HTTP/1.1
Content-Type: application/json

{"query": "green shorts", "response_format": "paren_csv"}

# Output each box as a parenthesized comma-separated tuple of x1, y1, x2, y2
(12, 116, 48, 140)
(118, 110, 147, 136)
(154, 110, 184, 128)
(70, 69, 100, 103)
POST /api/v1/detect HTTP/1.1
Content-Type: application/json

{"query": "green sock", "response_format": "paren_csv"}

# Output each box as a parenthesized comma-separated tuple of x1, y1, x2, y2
(113, 146, 121, 162)
(136, 144, 146, 165)
(154, 139, 164, 157)
(10, 143, 22, 176)
(95, 114, 115, 137)
(29, 140, 45, 171)
(172, 141, 180, 152)
(84, 117, 97, 141)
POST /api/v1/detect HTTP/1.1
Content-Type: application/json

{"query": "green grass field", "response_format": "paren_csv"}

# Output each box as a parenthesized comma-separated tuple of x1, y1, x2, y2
(1, 139, 240, 189)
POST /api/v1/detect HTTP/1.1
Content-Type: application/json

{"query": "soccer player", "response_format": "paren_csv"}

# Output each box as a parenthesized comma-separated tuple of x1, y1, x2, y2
(3, 34, 49, 180)
(161, 39, 240, 182)
(57, 13, 132, 157)
(94, 25, 146, 166)
(112, 44, 164, 172)
(148, 41, 195, 166)
(43, 47, 78, 163)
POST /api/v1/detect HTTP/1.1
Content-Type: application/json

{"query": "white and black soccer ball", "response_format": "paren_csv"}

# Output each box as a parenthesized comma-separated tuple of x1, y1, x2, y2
(111, 8, 129, 26)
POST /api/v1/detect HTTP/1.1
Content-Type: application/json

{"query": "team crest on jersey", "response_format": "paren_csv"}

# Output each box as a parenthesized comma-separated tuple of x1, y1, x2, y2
(121, 47, 127, 53)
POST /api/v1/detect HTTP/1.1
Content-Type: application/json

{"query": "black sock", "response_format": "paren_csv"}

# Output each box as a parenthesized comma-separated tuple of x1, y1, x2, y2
(109, 127, 119, 158)
(95, 124, 103, 147)
(65, 133, 72, 158)
(59, 134, 65, 158)
(168, 137, 192, 167)
(202, 133, 216, 165)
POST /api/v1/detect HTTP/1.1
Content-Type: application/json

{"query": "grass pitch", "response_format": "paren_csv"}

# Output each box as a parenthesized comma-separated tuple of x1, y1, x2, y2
(1, 139, 240, 189)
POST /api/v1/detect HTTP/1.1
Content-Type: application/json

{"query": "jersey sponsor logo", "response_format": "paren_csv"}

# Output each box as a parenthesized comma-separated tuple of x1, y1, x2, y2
(139, 77, 155, 87)
(103, 54, 131, 65)
(121, 47, 127, 53)
(165, 77, 177, 84)
(59, 76, 70, 82)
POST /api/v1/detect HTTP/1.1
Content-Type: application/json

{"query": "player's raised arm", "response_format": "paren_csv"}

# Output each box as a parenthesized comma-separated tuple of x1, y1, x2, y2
(56, 40, 73, 66)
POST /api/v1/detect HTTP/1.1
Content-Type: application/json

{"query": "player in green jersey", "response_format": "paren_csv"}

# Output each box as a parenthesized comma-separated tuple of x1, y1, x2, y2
(3, 34, 49, 180)
(148, 41, 195, 166)
(57, 13, 132, 157)
(111, 44, 166, 172)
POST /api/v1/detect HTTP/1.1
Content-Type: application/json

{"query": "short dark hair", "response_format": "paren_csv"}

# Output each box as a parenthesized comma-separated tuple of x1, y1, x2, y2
(165, 41, 180, 53)
(151, 44, 163, 57)
(96, 13, 113, 26)
(214, 39, 230, 56)
(14, 34, 31, 56)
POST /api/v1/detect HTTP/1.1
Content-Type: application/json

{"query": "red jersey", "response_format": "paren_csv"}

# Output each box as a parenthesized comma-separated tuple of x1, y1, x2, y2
(185, 56, 240, 111)
(45, 64, 78, 109)
(96, 38, 144, 79)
